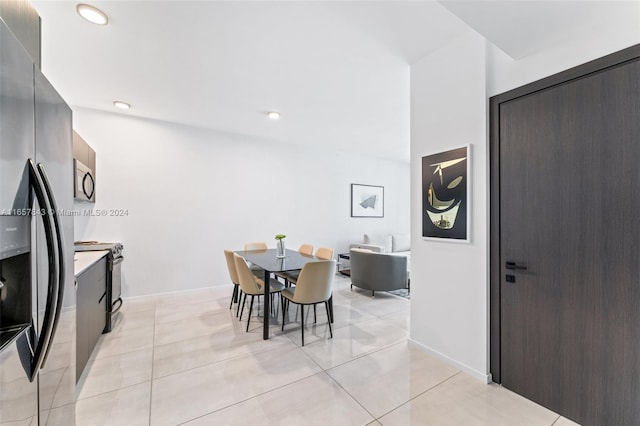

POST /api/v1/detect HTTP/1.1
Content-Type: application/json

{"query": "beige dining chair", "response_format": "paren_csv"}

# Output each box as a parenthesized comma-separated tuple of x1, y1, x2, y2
(298, 244, 313, 256)
(276, 244, 314, 286)
(281, 260, 335, 346)
(234, 253, 285, 332)
(281, 246, 335, 322)
(244, 241, 267, 251)
(244, 241, 268, 278)
(223, 250, 242, 317)
(311, 247, 334, 322)
(315, 247, 334, 261)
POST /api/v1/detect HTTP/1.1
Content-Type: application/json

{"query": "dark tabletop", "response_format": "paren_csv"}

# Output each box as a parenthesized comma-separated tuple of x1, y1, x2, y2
(238, 248, 317, 272)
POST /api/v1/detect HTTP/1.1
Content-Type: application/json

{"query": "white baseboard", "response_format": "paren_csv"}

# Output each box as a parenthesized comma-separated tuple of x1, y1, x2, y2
(408, 338, 492, 384)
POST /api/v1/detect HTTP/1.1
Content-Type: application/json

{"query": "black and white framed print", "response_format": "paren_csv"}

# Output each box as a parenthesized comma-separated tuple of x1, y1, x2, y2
(351, 184, 384, 218)
(422, 145, 470, 241)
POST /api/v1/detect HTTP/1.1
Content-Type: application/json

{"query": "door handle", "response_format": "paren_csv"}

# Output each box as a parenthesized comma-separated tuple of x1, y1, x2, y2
(27, 159, 58, 381)
(37, 163, 66, 368)
(505, 261, 527, 271)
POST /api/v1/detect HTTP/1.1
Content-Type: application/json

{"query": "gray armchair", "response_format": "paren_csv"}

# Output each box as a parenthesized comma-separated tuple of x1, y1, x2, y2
(349, 249, 408, 296)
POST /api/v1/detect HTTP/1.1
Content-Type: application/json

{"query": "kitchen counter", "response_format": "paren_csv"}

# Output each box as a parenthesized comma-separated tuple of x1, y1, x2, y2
(74, 250, 109, 277)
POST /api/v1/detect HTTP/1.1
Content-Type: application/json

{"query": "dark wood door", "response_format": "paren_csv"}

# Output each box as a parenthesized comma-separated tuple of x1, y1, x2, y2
(498, 58, 640, 425)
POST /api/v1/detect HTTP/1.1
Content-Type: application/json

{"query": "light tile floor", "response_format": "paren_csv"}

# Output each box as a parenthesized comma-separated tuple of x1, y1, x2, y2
(76, 274, 580, 426)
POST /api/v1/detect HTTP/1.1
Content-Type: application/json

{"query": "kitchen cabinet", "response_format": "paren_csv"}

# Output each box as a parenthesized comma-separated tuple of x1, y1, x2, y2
(73, 131, 96, 202)
(76, 255, 107, 382)
(72, 131, 96, 174)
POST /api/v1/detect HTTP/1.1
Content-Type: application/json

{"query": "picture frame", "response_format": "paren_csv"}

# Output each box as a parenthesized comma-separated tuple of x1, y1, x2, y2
(422, 145, 470, 242)
(351, 184, 384, 218)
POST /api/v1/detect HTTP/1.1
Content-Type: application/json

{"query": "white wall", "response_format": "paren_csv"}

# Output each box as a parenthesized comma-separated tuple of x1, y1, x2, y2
(409, 20, 639, 382)
(72, 108, 409, 297)
(410, 30, 489, 381)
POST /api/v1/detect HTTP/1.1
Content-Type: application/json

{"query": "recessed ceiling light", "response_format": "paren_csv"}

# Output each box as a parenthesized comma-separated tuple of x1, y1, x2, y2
(76, 4, 109, 25)
(268, 111, 280, 120)
(113, 101, 131, 110)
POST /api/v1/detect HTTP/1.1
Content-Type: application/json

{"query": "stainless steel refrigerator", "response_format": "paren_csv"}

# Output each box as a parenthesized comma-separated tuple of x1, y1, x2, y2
(0, 18, 75, 425)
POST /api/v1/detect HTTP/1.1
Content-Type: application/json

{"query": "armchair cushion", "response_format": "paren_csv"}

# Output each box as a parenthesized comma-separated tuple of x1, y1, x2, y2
(363, 233, 393, 253)
(392, 233, 410, 252)
(349, 243, 384, 253)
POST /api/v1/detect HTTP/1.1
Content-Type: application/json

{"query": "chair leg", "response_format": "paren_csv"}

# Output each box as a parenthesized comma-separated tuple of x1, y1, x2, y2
(271, 293, 277, 316)
(325, 301, 333, 338)
(239, 293, 247, 320)
(282, 297, 286, 331)
(372, 290, 375, 297)
(301, 304, 305, 347)
(229, 284, 237, 309)
(328, 295, 334, 323)
(246, 295, 255, 332)
(313, 304, 317, 324)
(236, 290, 243, 317)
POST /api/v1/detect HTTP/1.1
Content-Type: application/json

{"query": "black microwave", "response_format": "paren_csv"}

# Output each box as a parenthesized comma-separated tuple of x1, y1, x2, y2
(74, 159, 95, 202)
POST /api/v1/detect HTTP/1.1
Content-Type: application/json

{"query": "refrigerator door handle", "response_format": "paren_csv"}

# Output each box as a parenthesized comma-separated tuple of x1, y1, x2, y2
(37, 163, 66, 367)
(27, 159, 59, 381)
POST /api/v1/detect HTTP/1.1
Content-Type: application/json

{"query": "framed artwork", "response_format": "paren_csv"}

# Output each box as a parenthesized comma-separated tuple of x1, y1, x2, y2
(351, 184, 384, 217)
(422, 145, 470, 242)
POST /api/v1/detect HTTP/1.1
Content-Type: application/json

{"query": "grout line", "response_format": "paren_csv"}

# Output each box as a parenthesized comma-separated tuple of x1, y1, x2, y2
(317, 339, 407, 372)
(315, 340, 415, 421)
(150, 310, 255, 349)
(74, 380, 152, 403)
(85, 281, 412, 425)
(373, 371, 462, 421)
(550, 415, 563, 425)
(87, 344, 154, 364)
(175, 369, 326, 425)
(154, 305, 234, 328)
(76, 350, 153, 401)
(148, 302, 296, 379)
(171, 289, 348, 424)
(45, 365, 68, 410)
(151, 339, 297, 381)
(304, 332, 408, 371)
(322, 369, 378, 421)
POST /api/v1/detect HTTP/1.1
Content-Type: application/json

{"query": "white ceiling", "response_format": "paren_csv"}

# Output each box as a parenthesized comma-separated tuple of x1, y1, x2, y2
(31, 1, 639, 163)
(440, 0, 640, 60)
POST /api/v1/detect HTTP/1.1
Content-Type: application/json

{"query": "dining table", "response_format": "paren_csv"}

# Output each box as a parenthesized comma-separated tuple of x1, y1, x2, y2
(238, 248, 327, 340)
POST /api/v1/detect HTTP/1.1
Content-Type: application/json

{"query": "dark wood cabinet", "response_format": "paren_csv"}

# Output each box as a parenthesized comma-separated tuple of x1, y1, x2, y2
(76, 256, 107, 382)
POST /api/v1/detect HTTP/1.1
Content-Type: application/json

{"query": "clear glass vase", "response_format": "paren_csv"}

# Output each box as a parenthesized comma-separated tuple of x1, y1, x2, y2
(276, 239, 286, 258)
